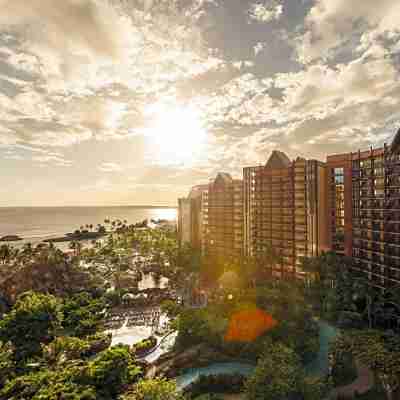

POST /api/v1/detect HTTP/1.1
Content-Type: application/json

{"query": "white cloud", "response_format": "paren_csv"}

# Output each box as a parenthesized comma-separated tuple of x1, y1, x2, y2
(254, 42, 267, 56)
(98, 162, 123, 172)
(0, 0, 223, 150)
(248, 2, 283, 23)
(298, 0, 400, 63)
(0, 0, 125, 60)
(32, 154, 73, 167)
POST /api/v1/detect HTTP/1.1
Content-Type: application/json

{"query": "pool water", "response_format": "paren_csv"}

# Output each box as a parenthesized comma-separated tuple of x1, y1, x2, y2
(175, 362, 255, 389)
(175, 320, 338, 389)
(305, 320, 338, 377)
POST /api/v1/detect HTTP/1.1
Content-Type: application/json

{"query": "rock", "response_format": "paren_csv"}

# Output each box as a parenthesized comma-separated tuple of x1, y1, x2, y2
(0, 235, 22, 242)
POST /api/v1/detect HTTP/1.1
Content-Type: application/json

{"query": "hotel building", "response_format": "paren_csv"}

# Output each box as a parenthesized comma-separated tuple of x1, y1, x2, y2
(243, 151, 328, 277)
(178, 129, 400, 289)
(326, 153, 353, 257)
(202, 173, 244, 263)
(327, 130, 400, 289)
(177, 185, 208, 250)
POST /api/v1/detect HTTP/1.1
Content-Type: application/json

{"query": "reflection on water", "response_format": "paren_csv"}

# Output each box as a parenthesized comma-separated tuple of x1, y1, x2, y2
(150, 208, 177, 221)
(176, 363, 255, 389)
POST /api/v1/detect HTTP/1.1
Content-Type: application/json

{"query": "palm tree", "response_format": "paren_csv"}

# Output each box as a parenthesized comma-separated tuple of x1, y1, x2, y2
(0, 244, 11, 265)
(69, 241, 82, 257)
(21, 242, 33, 262)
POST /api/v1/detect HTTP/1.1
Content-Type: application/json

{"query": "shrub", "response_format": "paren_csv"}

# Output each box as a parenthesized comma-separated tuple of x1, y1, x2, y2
(184, 374, 246, 398)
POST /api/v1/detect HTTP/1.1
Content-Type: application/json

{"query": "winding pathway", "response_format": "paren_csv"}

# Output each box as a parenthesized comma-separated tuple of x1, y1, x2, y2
(327, 362, 374, 399)
(172, 320, 375, 397)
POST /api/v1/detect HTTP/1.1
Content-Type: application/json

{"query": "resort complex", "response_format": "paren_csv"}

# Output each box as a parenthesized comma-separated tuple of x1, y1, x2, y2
(179, 131, 400, 291)
(3, 0, 400, 398)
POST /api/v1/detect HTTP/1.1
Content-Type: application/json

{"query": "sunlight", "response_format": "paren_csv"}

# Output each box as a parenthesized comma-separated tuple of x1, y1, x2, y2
(144, 103, 207, 165)
(151, 208, 177, 221)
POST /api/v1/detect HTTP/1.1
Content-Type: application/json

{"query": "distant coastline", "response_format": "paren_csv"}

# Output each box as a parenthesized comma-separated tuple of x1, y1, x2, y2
(0, 206, 177, 248)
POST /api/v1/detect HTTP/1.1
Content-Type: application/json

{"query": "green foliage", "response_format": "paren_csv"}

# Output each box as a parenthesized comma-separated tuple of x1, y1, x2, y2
(133, 337, 157, 356)
(1, 369, 54, 400)
(0, 342, 15, 389)
(244, 341, 305, 400)
(300, 376, 332, 400)
(184, 374, 245, 398)
(193, 395, 224, 400)
(300, 252, 353, 317)
(161, 300, 182, 318)
(0, 365, 98, 400)
(2, 344, 142, 399)
(329, 336, 358, 386)
(43, 336, 91, 364)
(175, 309, 218, 349)
(333, 329, 400, 397)
(86, 345, 141, 397)
(61, 292, 105, 337)
(123, 378, 185, 400)
(0, 292, 63, 362)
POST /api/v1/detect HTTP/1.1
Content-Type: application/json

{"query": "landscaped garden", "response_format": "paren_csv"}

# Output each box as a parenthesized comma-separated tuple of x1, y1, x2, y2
(1, 223, 400, 399)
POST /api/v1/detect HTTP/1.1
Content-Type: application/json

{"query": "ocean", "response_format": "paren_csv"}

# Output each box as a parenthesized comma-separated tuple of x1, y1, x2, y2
(0, 206, 177, 248)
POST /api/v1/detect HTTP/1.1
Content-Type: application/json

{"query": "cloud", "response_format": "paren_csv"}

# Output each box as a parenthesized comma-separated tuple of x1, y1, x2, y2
(98, 162, 123, 172)
(0, 0, 223, 150)
(1, 0, 400, 206)
(275, 56, 399, 118)
(254, 42, 267, 56)
(248, 2, 283, 23)
(32, 154, 73, 167)
(0, 0, 125, 60)
(297, 0, 400, 63)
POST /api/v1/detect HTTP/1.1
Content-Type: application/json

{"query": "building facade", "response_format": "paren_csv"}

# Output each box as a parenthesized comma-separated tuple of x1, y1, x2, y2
(202, 173, 244, 263)
(327, 135, 400, 290)
(178, 197, 192, 246)
(179, 129, 400, 289)
(351, 146, 400, 289)
(326, 153, 353, 257)
(177, 185, 208, 249)
(243, 151, 328, 277)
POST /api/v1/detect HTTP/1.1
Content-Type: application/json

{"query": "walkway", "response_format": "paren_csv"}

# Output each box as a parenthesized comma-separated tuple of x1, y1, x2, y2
(327, 362, 375, 399)
(138, 330, 177, 363)
(171, 319, 376, 397)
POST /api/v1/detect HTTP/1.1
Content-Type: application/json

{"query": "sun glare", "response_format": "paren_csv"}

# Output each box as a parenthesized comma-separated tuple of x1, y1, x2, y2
(144, 104, 207, 165)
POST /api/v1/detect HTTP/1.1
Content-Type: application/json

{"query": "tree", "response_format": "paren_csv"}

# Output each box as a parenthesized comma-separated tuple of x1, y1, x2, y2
(255, 243, 282, 279)
(300, 251, 351, 315)
(69, 241, 82, 257)
(0, 244, 11, 265)
(245, 341, 305, 400)
(61, 292, 105, 337)
(123, 378, 185, 400)
(161, 300, 182, 318)
(175, 309, 214, 348)
(336, 329, 400, 400)
(86, 345, 141, 397)
(0, 342, 15, 389)
(0, 292, 62, 361)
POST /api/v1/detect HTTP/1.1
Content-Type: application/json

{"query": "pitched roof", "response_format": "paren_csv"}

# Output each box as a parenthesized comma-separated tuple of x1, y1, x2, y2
(391, 128, 400, 154)
(265, 150, 291, 169)
(214, 172, 233, 185)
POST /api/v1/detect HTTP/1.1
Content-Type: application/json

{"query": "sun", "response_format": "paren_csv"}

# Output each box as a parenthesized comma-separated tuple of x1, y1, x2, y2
(144, 103, 207, 165)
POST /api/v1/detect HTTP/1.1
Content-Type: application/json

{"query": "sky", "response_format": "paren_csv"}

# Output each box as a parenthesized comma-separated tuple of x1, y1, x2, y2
(0, 0, 400, 207)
